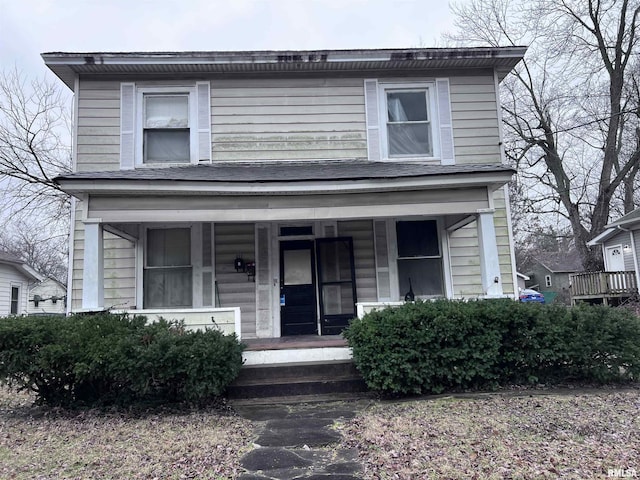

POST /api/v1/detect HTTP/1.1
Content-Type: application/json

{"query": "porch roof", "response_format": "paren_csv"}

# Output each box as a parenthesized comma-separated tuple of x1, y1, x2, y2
(55, 161, 515, 196)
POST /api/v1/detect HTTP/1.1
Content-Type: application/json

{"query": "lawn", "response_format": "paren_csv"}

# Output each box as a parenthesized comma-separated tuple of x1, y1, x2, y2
(0, 386, 253, 479)
(2, 386, 639, 479)
(339, 389, 640, 479)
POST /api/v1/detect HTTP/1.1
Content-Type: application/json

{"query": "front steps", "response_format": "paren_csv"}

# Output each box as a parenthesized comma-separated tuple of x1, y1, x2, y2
(227, 360, 368, 399)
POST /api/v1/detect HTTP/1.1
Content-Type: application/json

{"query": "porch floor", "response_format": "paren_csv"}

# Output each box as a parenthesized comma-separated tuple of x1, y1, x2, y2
(243, 335, 348, 351)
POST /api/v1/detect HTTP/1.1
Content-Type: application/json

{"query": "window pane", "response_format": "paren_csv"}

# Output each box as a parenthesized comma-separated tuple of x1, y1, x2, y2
(144, 267, 192, 308)
(10, 286, 19, 314)
(387, 91, 428, 122)
(398, 258, 443, 297)
(145, 95, 188, 128)
(318, 240, 352, 283)
(147, 228, 191, 267)
(283, 249, 312, 285)
(322, 284, 355, 316)
(396, 221, 439, 257)
(388, 123, 431, 156)
(144, 129, 190, 163)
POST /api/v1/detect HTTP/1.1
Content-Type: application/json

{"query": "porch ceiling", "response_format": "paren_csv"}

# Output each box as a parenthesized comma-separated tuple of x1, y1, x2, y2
(55, 161, 514, 197)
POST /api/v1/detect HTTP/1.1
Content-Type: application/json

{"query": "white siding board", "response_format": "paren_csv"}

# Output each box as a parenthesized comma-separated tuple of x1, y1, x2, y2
(0, 264, 32, 316)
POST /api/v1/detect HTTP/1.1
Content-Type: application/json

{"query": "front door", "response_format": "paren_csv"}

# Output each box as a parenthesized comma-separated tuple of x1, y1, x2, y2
(280, 240, 317, 336)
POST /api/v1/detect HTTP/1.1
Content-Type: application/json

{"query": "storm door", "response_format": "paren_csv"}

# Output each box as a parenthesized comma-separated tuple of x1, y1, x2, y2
(316, 237, 357, 335)
(280, 240, 317, 336)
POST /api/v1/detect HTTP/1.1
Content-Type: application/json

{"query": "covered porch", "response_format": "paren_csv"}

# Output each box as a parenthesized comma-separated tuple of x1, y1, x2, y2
(57, 161, 515, 363)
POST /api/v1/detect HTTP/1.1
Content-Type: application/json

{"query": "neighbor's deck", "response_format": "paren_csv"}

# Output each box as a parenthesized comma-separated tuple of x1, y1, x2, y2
(570, 271, 638, 305)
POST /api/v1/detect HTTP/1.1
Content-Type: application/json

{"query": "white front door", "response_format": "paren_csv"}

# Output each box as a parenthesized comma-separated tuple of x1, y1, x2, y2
(605, 245, 625, 271)
(605, 245, 626, 290)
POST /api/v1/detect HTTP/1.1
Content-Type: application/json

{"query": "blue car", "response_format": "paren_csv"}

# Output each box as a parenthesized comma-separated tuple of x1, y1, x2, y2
(519, 288, 545, 303)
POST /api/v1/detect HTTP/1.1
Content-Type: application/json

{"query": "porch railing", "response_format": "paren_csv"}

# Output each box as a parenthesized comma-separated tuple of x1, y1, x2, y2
(569, 271, 638, 298)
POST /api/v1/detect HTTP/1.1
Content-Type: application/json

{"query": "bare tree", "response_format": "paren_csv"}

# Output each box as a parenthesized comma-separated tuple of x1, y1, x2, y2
(448, 0, 640, 270)
(0, 69, 71, 281)
(0, 219, 67, 283)
(0, 68, 72, 224)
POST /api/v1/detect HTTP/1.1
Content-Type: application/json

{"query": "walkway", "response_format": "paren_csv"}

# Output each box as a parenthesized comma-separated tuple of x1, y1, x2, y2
(234, 398, 369, 479)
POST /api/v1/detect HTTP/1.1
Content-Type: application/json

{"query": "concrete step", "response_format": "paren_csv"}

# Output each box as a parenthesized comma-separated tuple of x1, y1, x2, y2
(227, 361, 368, 399)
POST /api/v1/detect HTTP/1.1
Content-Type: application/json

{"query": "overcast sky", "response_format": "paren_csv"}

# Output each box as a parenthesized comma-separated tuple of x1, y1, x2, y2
(1, 0, 462, 86)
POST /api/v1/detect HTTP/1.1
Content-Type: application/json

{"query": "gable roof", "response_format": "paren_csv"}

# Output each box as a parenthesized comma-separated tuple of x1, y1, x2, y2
(54, 161, 515, 196)
(533, 251, 583, 273)
(0, 251, 44, 282)
(588, 207, 640, 245)
(42, 46, 527, 90)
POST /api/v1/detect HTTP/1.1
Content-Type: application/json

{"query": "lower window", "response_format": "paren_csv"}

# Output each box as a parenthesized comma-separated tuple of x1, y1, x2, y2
(10, 286, 19, 314)
(144, 228, 192, 308)
(396, 220, 444, 297)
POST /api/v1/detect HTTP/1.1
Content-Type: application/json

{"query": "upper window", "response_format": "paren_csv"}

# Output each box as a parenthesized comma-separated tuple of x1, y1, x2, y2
(143, 94, 191, 164)
(545, 275, 552, 287)
(386, 90, 432, 157)
(378, 82, 439, 161)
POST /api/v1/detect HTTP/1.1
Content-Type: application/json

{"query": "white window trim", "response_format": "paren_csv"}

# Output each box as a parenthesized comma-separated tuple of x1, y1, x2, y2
(378, 82, 440, 162)
(545, 275, 552, 288)
(135, 86, 198, 167)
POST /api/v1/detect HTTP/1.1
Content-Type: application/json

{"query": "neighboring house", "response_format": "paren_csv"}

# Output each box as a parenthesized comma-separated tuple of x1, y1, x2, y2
(0, 251, 43, 316)
(572, 208, 640, 304)
(516, 272, 530, 292)
(43, 46, 525, 364)
(525, 251, 582, 304)
(28, 278, 67, 315)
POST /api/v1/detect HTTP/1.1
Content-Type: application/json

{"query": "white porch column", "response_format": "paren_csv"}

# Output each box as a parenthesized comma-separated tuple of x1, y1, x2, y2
(82, 221, 104, 309)
(477, 209, 503, 297)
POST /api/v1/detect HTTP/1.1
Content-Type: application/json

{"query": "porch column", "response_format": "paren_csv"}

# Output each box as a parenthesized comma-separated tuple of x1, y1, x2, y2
(476, 209, 503, 297)
(82, 221, 104, 310)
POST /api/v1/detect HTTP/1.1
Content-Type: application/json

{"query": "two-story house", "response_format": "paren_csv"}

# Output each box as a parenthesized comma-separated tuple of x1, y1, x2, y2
(44, 47, 525, 365)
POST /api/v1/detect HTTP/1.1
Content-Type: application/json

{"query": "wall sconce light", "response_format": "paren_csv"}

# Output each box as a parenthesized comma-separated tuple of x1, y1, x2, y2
(624, 244, 631, 250)
(234, 256, 245, 272)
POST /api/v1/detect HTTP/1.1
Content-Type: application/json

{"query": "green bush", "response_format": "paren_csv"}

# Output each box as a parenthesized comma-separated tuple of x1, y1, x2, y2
(344, 300, 640, 396)
(0, 313, 244, 407)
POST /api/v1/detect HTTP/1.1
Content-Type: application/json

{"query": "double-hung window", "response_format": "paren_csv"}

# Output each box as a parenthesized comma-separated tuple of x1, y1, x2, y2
(143, 94, 191, 164)
(385, 89, 433, 157)
(10, 286, 19, 315)
(395, 220, 444, 297)
(144, 227, 193, 308)
(365, 79, 453, 164)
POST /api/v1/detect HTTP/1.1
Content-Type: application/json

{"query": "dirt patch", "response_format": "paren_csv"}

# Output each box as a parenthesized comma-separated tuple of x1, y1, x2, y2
(338, 389, 640, 479)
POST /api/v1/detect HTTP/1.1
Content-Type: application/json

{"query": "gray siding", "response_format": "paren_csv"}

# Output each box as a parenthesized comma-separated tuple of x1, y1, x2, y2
(77, 80, 121, 172)
(338, 220, 377, 303)
(214, 223, 256, 338)
(211, 78, 367, 161)
(450, 75, 501, 165)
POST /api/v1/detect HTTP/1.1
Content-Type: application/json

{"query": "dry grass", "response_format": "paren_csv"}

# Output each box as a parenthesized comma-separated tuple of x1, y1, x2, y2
(339, 389, 640, 479)
(0, 386, 253, 479)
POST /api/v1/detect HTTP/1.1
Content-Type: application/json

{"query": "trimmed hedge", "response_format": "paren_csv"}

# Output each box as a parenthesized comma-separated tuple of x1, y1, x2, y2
(343, 300, 640, 395)
(0, 313, 244, 407)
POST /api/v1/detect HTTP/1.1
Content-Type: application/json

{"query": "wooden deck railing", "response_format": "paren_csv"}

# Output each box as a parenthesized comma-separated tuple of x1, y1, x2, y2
(570, 271, 638, 298)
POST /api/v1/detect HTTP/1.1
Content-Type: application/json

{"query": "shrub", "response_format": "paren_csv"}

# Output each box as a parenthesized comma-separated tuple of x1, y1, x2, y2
(344, 300, 640, 396)
(0, 313, 244, 407)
